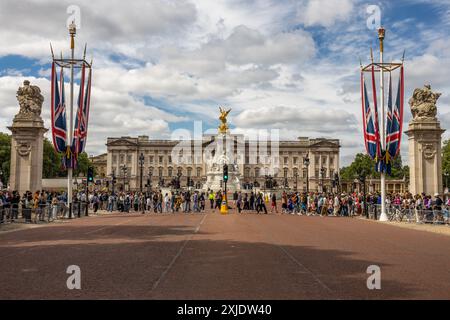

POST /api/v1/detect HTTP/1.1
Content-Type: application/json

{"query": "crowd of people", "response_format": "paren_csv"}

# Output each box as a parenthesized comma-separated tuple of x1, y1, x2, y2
(1, 187, 449, 224)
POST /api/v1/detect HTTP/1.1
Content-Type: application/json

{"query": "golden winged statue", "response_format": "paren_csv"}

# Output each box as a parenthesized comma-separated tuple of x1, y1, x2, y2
(218, 106, 231, 134)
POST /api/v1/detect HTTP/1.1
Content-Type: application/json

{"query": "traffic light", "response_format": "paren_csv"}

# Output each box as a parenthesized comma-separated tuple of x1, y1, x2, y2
(87, 167, 94, 183)
(223, 164, 229, 182)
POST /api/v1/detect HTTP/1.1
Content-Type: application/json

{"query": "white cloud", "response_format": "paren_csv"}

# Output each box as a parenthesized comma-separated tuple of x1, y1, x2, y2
(296, 0, 355, 28)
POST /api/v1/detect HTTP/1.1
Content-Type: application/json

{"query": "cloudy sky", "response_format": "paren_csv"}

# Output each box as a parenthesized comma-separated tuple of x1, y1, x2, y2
(0, 0, 449, 166)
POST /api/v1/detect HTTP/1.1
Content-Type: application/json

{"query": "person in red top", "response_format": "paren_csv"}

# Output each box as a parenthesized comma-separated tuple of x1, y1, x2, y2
(271, 193, 278, 214)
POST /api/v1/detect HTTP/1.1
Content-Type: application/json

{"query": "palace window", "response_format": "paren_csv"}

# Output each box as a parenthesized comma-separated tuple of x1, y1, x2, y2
(158, 167, 163, 177)
(196, 167, 202, 177)
(284, 168, 288, 178)
(127, 155, 131, 164)
(168, 167, 173, 177)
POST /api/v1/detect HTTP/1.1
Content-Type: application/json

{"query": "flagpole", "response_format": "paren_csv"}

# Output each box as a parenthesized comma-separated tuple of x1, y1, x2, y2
(67, 21, 76, 219)
(378, 27, 388, 222)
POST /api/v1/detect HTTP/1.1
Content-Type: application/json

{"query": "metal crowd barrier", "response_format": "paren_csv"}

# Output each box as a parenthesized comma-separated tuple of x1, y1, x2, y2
(0, 201, 93, 225)
(368, 204, 449, 225)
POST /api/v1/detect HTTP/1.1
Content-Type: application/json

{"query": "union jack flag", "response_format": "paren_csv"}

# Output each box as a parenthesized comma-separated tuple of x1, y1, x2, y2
(385, 66, 404, 174)
(73, 65, 92, 156)
(50, 62, 67, 153)
(361, 67, 381, 164)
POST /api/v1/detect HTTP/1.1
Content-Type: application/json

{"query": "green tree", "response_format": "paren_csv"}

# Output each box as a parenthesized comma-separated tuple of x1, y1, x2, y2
(443, 139, 450, 188)
(340, 153, 408, 181)
(389, 154, 407, 179)
(43, 138, 65, 178)
(340, 153, 377, 180)
(0, 132, 11, 185)
(74, 152, 92, 177)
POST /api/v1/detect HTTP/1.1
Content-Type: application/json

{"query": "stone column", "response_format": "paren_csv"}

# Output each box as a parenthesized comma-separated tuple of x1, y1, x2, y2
(7, 81, 48, 195)
(404, 85, 445, 196)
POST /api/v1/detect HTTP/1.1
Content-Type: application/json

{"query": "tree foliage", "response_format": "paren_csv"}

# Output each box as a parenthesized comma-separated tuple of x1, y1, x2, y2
(340, 153, 408, 180)
(443, 139, 450, 187)
(43, 138, 65, 178)
(340, 153, 376, 180)
(74, 152, 92, 177)
(0, 132, 11, 185)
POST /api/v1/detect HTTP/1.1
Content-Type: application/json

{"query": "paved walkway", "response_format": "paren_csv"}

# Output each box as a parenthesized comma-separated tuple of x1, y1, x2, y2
(1, 211, 449, 299)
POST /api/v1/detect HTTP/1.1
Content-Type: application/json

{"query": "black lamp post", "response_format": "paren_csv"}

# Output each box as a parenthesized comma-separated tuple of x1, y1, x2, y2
(147, 170, 153, 195)
(294, 172, 299, 192)
(303, 155, 310, 194)
(111, 169, 116, 194)
(177, 172, 182, 190)
(139, 153, 145, 192)
(320, 167, 326, 193)
(121, 164, 127, 192)
(358, 170, 368, 219)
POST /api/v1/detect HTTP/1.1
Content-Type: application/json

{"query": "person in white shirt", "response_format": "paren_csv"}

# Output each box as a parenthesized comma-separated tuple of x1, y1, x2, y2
(146, 196, 152, 212)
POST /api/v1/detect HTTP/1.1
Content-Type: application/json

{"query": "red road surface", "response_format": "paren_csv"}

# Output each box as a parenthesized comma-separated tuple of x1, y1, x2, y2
(1, 211, 449, 299)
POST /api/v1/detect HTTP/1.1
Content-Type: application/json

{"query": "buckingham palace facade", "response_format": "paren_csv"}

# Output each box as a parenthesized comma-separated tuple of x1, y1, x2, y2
(105, 135, 340, 192)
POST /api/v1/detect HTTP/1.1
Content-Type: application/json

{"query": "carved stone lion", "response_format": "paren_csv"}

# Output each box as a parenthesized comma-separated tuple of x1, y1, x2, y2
(16, 80, 44, 118)
(409, 84, 441, 121)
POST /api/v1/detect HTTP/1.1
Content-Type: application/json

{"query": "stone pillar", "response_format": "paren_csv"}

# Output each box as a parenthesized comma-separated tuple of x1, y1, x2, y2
(7, 80, 48, 195)
(404, 85, 445, 196)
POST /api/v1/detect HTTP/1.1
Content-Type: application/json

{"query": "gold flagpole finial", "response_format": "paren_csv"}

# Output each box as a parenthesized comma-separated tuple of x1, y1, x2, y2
(378, 27, 385, 53)
(69, 20, 76, 50)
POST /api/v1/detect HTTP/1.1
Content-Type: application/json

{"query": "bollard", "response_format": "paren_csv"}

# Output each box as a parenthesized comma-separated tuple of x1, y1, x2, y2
(220, 194, 228, 215)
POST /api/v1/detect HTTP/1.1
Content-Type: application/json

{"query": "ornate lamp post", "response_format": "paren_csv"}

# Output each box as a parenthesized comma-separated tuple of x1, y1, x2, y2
(358, 170, 369, 219)
(177, 172, 182, 190)
(320, 167, 326, 193)
(147, 170, 153, 195)
(303, 155, 310, 194)
(294, 171, 299, 192)
(111, 169, 116, 194)
(139, 153, 145, 192)
(121, 164, 127, 192)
